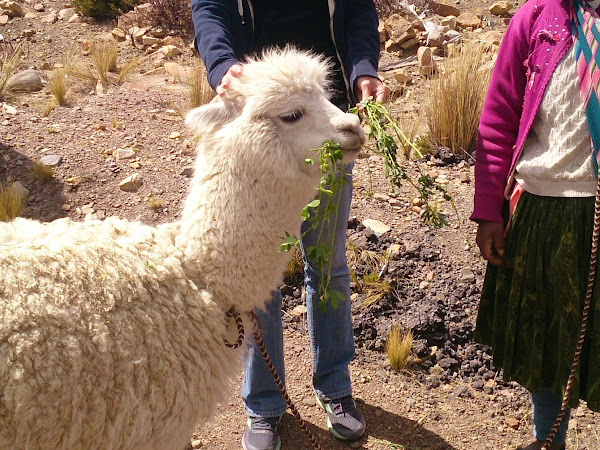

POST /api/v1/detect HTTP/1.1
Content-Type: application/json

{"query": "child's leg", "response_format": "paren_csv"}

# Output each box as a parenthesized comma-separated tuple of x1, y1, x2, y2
(531, 388, 571, 445)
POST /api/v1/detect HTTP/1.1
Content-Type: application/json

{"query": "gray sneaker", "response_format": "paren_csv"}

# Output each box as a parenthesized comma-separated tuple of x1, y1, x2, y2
(316, 395, 366, 440)
(242, 416, 281, 450)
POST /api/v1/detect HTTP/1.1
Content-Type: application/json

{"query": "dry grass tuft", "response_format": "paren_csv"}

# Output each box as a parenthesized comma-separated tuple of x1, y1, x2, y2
(42, 100, 57, 117)
(146, 194, 164, 210)
(0, 42, 23, 101)
(0, 183, 25, 222)
(426, 41, 493, 156)
(48, 68, 71, 106)
(188, 63, 214, 108)
(282, 247, 304, 287)
(117, 57, 140, 84)
(385, 325, 413, 371)
(91, 40, 117, 84)
(31, 162, 55, 184)
(347, 245, 394, 309)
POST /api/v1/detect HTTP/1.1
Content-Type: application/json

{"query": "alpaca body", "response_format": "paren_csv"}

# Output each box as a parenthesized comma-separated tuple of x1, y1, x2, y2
(0, 49, 364, 449)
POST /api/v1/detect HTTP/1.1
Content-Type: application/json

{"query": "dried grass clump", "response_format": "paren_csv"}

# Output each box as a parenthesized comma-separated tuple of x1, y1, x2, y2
(48, 68, 71, 106)
(347, 245, 394, 310)
(188, 63, 213, 108)
(0, 183, 25, 222)
(91, 40, 117, 84)
(31, 162, 55, 184)
(117, 57, 140, 84)
(425, 42, 493, 156)
(146, 194, 163, 210)
(0, 42, 23, 101)
(147, 0, 193, 35)
(282, 247, 304, 287)
(385, 325, 413, 371)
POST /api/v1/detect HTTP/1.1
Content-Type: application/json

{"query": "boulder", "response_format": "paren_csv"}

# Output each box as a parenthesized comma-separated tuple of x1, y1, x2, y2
(7, 69, 43, 93)
(489, 1, 513, 16)
(384, 14, 416, 44)
(456, 12, 481, 29)
(429, 0, 461, 17)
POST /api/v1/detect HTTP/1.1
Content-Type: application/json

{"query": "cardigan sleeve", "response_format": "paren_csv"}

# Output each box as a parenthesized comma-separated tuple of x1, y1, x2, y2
(470, 6, 532, 223)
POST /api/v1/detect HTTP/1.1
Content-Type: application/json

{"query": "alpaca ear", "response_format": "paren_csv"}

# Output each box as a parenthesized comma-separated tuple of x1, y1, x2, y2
(185, 101, 237, 136)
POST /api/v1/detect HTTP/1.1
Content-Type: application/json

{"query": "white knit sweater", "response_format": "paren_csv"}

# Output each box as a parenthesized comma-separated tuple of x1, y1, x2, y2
(514, 47, 597, 197)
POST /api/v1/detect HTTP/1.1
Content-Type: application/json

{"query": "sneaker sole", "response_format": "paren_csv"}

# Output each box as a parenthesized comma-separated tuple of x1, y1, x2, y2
(241, 432, 281, 450)
(315, 396, 361, 441)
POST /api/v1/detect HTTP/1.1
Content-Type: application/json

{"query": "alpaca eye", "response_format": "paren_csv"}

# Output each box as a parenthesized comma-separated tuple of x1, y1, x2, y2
(279, 110, 304, 123)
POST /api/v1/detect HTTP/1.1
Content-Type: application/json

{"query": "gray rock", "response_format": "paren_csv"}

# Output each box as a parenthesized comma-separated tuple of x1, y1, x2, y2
(40, 155, 62, 167)
(180, 166, 194, 177)
(114, 148, 136, 161)
(7, 69, 43, 93)
(459, 266, 475, 283)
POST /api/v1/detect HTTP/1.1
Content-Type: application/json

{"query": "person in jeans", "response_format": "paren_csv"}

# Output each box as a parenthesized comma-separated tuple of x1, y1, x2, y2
(190, 1, 386, 449)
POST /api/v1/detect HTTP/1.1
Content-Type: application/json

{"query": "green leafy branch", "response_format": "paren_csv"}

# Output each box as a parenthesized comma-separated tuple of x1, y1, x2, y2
(279, 141, 347, 309)
(349, 100, 453, 228)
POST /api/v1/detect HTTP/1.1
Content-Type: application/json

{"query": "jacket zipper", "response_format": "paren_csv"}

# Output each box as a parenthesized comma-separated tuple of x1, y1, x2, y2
(327, 0, 351, 104)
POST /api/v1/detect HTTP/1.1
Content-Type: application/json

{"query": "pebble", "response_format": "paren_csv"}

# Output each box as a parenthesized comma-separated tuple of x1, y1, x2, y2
(40, 155, 62, 167)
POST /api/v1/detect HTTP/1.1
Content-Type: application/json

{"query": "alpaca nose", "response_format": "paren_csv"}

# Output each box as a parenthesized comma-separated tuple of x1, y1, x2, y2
(332, 114, 366, 146)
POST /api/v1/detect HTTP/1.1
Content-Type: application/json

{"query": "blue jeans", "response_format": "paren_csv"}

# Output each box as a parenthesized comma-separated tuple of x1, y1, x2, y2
(531, 388, 571, 445)
(241, 164, 355, 418)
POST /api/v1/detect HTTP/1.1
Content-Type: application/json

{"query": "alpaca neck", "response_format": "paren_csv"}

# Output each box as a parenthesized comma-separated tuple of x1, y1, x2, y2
(176, 152, 316, 313)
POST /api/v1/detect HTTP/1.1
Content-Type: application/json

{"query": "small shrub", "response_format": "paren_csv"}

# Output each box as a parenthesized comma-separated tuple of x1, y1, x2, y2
(188, 63, 213, 108)
(0, 42, 23, 101)
(385, 325, 413, 371)
(31, 162, 55, 184)
(48, 68, 70, 106)
(0, 183, 25, 222)
(426, 42, 493, 156)
(147, 0, 193, 35)
(91, 40, 117, 84)
(71, 0, 135, 20)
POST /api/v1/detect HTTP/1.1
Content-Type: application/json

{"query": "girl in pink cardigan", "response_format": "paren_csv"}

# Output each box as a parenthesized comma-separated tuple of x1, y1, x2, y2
(473, 0, 600, 448)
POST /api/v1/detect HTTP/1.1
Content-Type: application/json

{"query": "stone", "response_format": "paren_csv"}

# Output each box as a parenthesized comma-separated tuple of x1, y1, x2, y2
(384, 14, 416, 45)
(506, 417, 520, 429)
(445, 29, 462, 44)
(459, 172, 471, 183)
(480, 30, 504, 47)
(384, 39, 404, 54)
(33, 3, 44, 12)
(2, 103, 16, 114)
(362, 218, 391, 235)
(81, 204, 94, 215)
(161, 36, 184, 48)
(148, 27, 167, 38)
(22, 29, 35, 38)
(111, 27, 126, 41)
(7, 69, 43, 92)
(191, 439, 203, 449)
(459, 266, 475, 283)
(24, 12, 36, 19)
(0, 14, 8, 25)
(417, 46, 437, 75)
(169, 131, 181, 139)
(67, 13, 84, 23)
(40, 155, 62, 166)
(40, 12, 57, 23)
(1, 0, 24, 17)
(400, 37, 419, 50)
(119, 173, 143, 192)
(142, 35, 161, 47)
(164, 62, 193, 80)
(180, 166, 194, 177)
(132, 26, 149, 43)
(378, 20, 387, 43)
(114, 148, 136, 161)
(81, 38, 93, 56)
(292, 305, 307, 316)
(388, 68, 411, 84)
(158, 45, 182, 58)
(429, 0, 461, 17)
(456, 12, 481, 30)
(427, 30, 445, 47)
(440, 16, 456, 29)
(11, 181, 29, 202)
(58, 7, 75, 21)
(489, 1, 513, 16)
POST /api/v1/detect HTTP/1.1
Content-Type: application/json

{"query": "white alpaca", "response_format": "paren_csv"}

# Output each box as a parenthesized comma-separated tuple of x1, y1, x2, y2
(0, 49, 364, 450)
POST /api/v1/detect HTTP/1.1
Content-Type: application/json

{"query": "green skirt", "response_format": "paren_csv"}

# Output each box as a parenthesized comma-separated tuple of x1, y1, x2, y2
(475, 192, 600, 411)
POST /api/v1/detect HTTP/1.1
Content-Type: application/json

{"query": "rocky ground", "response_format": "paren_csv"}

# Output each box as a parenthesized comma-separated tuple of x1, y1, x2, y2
(1, 0, 600, 449)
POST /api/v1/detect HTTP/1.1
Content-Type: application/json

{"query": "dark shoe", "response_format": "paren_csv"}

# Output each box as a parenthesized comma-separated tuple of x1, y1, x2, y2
(316, 395, 366, 440)
(242, 416, 281, 450)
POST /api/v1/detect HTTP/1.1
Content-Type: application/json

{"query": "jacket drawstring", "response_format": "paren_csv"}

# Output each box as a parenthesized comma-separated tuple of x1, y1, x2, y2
(237, 0, 244, 23)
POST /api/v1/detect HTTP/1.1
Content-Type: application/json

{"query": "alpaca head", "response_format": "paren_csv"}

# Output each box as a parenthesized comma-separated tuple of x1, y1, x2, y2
(185, 48, 365, 188)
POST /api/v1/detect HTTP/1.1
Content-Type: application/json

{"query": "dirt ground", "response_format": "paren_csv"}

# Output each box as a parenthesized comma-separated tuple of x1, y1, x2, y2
(1, 1, 600, 449)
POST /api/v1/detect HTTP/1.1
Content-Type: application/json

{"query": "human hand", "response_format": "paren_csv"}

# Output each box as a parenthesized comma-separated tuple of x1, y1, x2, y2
(354, 75, 387, 104)
(215, 63, 243, 98)
(476, 221, 505, 266)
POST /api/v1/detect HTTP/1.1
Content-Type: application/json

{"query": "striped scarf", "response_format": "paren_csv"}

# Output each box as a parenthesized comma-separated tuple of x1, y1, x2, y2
(571, 0, 600, 175)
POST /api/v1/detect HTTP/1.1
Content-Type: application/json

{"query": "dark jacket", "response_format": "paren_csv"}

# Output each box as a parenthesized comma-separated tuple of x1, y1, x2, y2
(190, 0, 381, 104)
